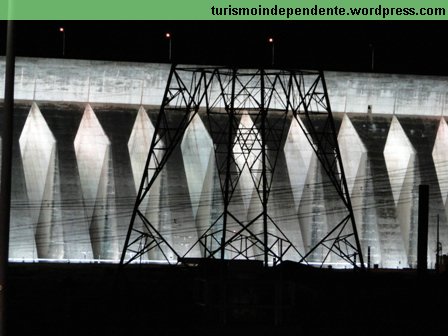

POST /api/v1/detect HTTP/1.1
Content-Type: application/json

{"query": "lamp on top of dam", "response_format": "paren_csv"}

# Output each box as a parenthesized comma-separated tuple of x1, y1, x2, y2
(165, 32, 172, 62)
(59, 27, 65, 57)
(268, 37, 274, 66)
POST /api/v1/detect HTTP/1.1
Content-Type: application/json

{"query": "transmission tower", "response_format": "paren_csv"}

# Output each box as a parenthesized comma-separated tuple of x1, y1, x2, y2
(120, 65, 364, 268)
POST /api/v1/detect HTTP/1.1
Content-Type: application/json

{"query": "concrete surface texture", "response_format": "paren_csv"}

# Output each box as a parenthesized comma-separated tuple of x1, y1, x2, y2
(1, 57, 448, 268)
(2, 57, 448, 116)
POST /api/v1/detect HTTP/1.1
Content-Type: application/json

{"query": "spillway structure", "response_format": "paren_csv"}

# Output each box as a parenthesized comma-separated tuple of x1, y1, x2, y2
(120, 66, 363, 267)
(2, 57, 448, 269)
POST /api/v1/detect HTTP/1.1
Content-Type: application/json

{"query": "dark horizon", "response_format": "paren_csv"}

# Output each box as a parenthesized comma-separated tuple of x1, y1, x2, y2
(1, 21, 448, 76)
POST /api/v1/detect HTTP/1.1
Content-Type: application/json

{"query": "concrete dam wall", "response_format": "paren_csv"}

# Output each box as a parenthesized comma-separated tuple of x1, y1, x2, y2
(2, 57, 448, 268)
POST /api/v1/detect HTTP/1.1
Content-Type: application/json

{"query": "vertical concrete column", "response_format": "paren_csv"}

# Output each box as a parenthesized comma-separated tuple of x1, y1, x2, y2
(180, 113, 214, 257)
(19, 103, 63, 259)
(74, 104, 115, 259)
(128, 107, 159, 260)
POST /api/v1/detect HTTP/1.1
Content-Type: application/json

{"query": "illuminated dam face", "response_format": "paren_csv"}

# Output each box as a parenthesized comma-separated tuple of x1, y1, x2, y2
(2, 58, 448, 268)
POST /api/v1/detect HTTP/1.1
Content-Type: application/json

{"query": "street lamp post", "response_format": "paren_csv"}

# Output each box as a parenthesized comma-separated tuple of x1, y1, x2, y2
(268, 37, 275, 66)
(369, 43, 374, 72)
(59, 27, 65, 57)
(166, 33, 172, 62)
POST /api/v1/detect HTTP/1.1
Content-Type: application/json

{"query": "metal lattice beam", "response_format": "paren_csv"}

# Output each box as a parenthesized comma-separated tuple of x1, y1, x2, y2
(120, 65, 364, 269)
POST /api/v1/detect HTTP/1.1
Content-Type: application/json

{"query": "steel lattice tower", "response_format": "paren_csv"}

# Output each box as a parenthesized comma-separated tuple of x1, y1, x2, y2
(120, 65, 364, 268)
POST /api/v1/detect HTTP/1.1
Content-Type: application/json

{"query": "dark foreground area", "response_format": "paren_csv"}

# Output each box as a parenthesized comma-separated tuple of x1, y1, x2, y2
(7, 261, 448, 336)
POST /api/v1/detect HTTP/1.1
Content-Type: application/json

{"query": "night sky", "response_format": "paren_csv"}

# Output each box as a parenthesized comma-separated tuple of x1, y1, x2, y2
(1, 21, 448, 75)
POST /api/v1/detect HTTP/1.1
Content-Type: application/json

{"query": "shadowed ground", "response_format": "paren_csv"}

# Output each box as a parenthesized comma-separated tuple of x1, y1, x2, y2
(8, 261, 448, 336)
